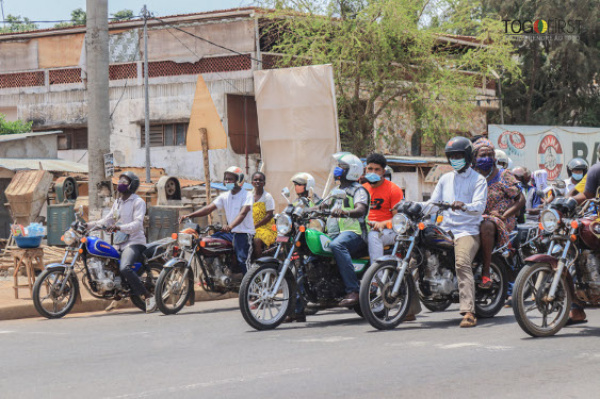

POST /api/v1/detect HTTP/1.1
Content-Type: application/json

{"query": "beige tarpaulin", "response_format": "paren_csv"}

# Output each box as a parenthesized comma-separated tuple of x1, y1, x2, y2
(254, 65, 341, 211)
(186, 75, 228, 151)
(38, 34, 85, 69)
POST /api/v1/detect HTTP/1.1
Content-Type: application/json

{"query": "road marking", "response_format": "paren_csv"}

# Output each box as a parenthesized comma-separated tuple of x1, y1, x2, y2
(436, 342, 513, 351)
(385, 341, 428, 348)
(105, 368, 311, 399)
(437, 343, 481, 349)
(296, 336, 354, 343)
(0, 331, 14, 334)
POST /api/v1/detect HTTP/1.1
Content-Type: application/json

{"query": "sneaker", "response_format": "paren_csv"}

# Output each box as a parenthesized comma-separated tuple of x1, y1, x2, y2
(145, 296, 157, 313)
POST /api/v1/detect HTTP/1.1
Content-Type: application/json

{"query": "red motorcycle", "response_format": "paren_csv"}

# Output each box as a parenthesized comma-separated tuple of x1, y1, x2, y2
(512, 197, 597, 337)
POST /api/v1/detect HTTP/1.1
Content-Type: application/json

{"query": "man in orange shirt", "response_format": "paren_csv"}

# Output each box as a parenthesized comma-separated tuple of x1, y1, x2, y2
(363, 153, 404, 261)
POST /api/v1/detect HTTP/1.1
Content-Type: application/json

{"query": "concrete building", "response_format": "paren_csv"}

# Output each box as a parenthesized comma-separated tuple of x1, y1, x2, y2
(0, 7, 497, 190)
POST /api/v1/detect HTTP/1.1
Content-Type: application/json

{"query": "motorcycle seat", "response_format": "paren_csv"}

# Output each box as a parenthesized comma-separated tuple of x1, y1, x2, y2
(143, 241, 167, 260)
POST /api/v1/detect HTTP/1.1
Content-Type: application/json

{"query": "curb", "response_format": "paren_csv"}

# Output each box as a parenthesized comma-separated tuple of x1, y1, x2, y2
(0, 289, 238, 321)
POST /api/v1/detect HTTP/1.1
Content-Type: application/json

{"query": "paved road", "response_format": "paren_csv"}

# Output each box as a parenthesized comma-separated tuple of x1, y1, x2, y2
(1, 299, 599, 399)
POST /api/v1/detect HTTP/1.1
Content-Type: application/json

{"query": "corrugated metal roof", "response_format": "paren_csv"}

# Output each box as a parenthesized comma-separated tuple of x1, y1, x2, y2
(0, 131, 63, 143)
(0, 158, 88, 173)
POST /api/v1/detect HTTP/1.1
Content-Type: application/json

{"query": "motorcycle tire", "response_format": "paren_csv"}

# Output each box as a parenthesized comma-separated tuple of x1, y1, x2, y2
(239, 263, 296, 331)
(131, 262, 163, 312)
(155, 264, 194, 315)
(359, 260, 414, 330)
(32, 266, 79, 319)
(474, 255, 509, 318)
(512, 262, 571, 337)
(421, 298, 452, 312)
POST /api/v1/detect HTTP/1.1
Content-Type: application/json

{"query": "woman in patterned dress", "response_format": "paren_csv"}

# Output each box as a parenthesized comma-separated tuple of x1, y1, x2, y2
(251, 172, 277, 260)
(472, 138, 526, 289)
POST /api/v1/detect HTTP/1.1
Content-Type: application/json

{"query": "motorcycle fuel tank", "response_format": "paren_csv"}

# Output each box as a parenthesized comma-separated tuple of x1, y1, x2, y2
(421, 225, 454, 249)
(304, 229, 334, 257)
(199, 237, 233, 255)
(86, 236, 120, 259)
(579, 218, 600, 249)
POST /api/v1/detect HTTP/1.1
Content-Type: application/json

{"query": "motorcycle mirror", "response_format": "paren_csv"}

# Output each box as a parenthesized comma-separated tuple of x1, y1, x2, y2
(281, 187, 291, 204)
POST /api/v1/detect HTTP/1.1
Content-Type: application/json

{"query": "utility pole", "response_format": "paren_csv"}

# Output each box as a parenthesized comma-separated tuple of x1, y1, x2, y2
(142, 5, 151, 183)
(86, 0, 110, 219)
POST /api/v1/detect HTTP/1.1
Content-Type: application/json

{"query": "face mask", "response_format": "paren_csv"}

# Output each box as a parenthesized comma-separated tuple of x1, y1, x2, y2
(365, 173, 381, 183)
(117, 183, 129, 193)
(224, 183, 236, 191)
(475, 157, 495, 172)
(449, 158, 466, 171)
(333, 166, 345, 180)
(572, 172, 584, 181)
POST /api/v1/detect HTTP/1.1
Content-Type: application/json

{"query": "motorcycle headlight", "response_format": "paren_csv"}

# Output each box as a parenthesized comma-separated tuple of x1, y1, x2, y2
(276, 214, 292, 235)
(541, 209, 560, 233)
(62, 229, 79, 246)
(178, 233, 193, 248)
(392, 213, 410, 235)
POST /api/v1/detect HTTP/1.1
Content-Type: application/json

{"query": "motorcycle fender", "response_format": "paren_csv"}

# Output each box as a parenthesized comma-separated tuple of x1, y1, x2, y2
(255, 256, 279, 266)
(372, 255, 400, 264)
(43, 264, 82, 305)
(163, 258, 188, 268)
(524, 254, 558, 269)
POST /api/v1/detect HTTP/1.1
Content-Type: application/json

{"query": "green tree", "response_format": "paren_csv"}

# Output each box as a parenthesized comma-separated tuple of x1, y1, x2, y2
(259, 0, 519, 155)
(0, 114, 33, 135)
(112, 9, 134, 21)
(54, 8, 86, 28)
(0, 14, 38, 33)
(478, 0, 600, 126)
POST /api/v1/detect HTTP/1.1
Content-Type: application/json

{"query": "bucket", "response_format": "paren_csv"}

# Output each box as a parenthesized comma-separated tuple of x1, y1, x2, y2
(14, 236, 43, 249)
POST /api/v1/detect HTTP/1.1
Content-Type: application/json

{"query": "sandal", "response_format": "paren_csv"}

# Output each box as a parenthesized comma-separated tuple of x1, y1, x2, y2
(478, 276, 492, 290)
(460, 313, 477, 328)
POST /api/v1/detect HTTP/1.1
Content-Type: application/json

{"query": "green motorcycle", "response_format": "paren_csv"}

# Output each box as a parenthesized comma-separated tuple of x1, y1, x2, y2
(239, 188, 377, 330)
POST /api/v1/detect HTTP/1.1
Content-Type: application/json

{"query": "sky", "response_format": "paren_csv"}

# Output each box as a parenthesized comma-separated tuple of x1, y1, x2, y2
(1, 0, 253, 28)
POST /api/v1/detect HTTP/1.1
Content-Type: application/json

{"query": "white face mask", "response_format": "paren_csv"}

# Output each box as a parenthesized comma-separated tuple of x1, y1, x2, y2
(572, 172, 584, 181)
(450, 158, 466, 171)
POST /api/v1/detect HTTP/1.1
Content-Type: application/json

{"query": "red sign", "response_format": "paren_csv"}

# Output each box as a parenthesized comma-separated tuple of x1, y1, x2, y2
(537, 134, 563, 180)
(498, 131, 526, 150)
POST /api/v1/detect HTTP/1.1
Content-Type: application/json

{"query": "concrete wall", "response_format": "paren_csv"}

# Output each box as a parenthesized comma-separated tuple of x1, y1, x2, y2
(0, 135, 58, 158)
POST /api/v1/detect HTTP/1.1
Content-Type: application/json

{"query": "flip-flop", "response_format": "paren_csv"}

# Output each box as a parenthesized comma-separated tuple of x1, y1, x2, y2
(566, 318, 588, 326)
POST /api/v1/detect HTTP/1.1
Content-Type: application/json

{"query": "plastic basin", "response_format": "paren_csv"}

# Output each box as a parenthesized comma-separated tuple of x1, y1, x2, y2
(14, 236, 43, 249)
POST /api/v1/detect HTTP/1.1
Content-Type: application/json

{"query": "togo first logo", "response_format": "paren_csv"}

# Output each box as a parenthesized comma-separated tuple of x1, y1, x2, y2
(497, 131, 526, 158)
(537, 134, 563, 180)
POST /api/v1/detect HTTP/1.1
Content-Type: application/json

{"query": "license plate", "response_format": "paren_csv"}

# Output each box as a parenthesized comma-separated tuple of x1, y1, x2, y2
(276, 236, 289, 243)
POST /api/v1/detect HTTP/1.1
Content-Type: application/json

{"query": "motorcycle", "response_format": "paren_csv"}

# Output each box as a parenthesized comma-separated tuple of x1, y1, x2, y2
(154, 223, 245, 315)
(512, 196, 597, 337)
(238, 188, 375, 330)
(32, 217, 173, 319)
(359, 201, 509, 330)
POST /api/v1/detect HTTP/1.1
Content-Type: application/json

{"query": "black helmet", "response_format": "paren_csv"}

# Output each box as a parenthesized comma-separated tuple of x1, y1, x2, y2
(566, 158, 588, 177)
(445, 136, 473, 165)
(119, 171, 140, 194)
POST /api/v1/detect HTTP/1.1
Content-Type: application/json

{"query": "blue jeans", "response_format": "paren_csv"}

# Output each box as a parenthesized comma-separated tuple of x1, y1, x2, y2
(329, 231, 366, 294)
(120, 244, 148, 297)
(212, 231, 253, 273)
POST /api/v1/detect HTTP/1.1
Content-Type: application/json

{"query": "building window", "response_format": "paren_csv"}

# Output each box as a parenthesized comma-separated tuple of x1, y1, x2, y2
(227, 94, 260, 155)
(57, 128, 88, 150)
(141, 123, 188, 147)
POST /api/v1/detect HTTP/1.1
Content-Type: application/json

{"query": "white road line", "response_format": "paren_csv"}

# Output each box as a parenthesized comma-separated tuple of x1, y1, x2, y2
(105, 368, 311, 399)
(0, 330, 14, 334)
(437, 343, 481, 349)
(297, 336, 355, 343)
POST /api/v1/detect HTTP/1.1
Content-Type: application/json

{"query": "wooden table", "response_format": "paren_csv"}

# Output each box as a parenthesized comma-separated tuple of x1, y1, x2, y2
(12, 247, 44, 299)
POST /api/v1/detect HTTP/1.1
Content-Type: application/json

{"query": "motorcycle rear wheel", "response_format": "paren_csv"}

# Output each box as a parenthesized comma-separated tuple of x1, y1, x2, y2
(155, 264, 194, 315)
(131, 263, 163, 312)
(33, 267, 79, 319)
(359, 261, 413, 330)
(513, 263, 571, 337)
(239, 263, 296, 331)
(474, 255, 508, 318)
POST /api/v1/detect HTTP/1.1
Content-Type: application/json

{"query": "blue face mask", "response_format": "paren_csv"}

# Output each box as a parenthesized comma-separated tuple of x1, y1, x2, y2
(333, 166, 345, 180)
(224, 183, 236, 191)
(572, 172, 584, 181)
(450, 158, 466, 171)
(365, 173, 381, 183)
(475, 157, 495, 172)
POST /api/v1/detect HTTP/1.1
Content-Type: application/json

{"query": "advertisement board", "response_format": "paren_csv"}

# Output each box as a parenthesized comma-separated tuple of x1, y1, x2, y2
(488, 125, 600, 180)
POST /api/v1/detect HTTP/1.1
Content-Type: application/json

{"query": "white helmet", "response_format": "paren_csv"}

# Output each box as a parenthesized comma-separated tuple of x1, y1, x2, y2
(224, 166, 244, 186)
(495, 149, 509, 169)
(291, 172, 315, 191)
(333, 152, 363, 181)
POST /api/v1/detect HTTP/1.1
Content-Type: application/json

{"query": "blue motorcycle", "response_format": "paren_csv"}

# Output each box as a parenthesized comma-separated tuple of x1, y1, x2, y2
(32, 219, 174, 319)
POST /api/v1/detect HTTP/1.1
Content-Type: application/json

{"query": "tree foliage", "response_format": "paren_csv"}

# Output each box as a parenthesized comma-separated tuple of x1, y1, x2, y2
(259, 0, 519, 155)
(112, 9, 135, 21)
(0, 15, 38, 33)
(0, 114, 33, 135)
(477, 0, 600, 126)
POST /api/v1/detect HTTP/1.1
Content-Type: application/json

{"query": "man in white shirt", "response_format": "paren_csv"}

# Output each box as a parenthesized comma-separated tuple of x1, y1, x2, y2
(428, 137, 488, 328)
(181, 166, 255, 274)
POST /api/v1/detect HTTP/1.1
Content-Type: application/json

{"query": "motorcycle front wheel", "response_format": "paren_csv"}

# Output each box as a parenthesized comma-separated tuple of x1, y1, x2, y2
(32, 266, 79, 319)
(239, 263, 296, 331)
(513, 263, 571, 337)
(155, 264, 194, 315)
(359, 261, 413, 330)
(131, 263, 163, 312)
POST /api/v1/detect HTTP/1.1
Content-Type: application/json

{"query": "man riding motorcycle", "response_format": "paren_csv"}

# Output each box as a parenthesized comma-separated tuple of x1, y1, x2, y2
(325, 152, 370, 307)
(564, 157, 588, 194)
(180, 166, 255, 275)
(427, 137, 488, 327)
(87, 171, 157, 313)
